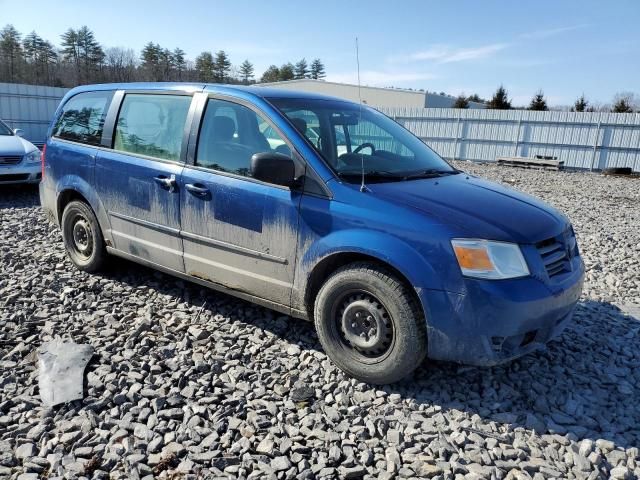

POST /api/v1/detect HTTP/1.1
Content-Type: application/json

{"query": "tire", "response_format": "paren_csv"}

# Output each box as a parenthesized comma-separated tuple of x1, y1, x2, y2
(314, 262, 427, 384)
(61, 200, 107, 272)
(603, 167, 632, 176)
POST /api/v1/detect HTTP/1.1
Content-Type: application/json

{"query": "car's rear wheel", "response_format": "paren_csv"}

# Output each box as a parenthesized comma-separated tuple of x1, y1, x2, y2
(314, 262, 427, 384)
(61, 200, 106, 272)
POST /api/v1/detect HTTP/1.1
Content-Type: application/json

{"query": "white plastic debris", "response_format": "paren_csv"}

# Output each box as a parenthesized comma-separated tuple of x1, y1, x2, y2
(38, 338, 94, 406)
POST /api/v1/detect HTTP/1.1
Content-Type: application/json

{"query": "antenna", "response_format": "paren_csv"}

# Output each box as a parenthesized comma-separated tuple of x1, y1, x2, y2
(355, 37, 368, 193)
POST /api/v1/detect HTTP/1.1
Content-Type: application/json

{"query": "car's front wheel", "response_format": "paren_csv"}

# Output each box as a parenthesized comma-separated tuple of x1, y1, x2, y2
(314, 262, 427, 384)
(61, 200, 107, 272)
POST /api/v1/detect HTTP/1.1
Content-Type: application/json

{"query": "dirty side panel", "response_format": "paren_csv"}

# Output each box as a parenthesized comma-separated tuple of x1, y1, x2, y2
(180, 168, 300, 306)
(95, 150, 184, 272)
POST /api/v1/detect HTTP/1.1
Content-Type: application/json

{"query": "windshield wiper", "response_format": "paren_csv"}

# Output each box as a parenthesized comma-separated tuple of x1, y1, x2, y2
(337, 170, 404, 180)
(401, 168, 460, 180)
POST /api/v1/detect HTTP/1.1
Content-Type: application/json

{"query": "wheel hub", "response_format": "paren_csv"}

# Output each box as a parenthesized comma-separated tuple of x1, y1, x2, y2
(72, 218, 92, 255)
(339, 295, 392, 357)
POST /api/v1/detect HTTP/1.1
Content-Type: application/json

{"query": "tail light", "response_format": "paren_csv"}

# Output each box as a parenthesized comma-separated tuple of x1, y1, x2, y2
(41, 144, 46, 179)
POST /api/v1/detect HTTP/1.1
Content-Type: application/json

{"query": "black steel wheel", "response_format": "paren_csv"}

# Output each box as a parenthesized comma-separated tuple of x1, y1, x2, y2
(314, 262, 427, 384)
(61, 200, 106, 272)
(334, 290, 394, 360)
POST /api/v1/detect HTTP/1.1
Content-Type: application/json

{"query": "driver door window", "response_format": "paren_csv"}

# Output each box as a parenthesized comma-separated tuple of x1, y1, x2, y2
(196, 99, 282, 177)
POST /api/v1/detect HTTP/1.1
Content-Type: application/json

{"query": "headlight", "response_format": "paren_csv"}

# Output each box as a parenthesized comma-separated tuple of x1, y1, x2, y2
(451, 239, 530, 280)
(24, 150, 41, 164)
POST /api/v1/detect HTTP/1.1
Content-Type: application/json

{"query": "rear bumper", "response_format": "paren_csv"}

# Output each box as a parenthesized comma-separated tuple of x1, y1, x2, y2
(0, 163, 41, 184)
(419, 257, 585, 366)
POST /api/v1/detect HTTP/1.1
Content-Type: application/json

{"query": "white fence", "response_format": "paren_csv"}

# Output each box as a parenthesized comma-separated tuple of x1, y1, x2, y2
(379, 107, 640, 171)
(0, 83, 69, 146)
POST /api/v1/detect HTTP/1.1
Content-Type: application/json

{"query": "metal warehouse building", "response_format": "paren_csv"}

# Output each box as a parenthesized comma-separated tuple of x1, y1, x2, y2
(257, 79, 486, 109)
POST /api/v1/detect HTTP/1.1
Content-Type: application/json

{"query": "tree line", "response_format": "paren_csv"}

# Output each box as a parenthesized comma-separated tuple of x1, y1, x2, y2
(0, 24, 327, 87)
(453, 86, 638, 113)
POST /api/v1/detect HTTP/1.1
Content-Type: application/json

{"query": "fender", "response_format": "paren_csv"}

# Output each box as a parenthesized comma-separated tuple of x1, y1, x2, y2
(295, 228, 446, 314)
(56, 174, 114, 246)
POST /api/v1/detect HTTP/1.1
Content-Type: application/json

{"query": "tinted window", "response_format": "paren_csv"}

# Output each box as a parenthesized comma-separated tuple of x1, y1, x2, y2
(196, 99, 286, 177)
(53, 91, 112, 145)
(114, 94, 192, 162)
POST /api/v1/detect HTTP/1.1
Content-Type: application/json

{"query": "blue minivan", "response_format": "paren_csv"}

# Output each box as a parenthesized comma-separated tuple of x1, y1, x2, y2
(40, 83, 584, 384)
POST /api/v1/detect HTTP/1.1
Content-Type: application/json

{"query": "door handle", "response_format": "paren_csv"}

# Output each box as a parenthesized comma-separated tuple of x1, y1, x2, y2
(154, 174, 177, 193)
(185, 183, 210, 197)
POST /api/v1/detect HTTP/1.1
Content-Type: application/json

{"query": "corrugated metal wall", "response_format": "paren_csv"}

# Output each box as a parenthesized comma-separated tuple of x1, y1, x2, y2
(0, 83, 69, 145)
(2, 83, 639, 171)
(379, 107, 640, 171)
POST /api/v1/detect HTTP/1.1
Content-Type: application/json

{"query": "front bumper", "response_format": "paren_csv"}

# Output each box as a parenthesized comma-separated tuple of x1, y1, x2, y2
(419, 257, 585, 365)
(0, 163, 41, 184)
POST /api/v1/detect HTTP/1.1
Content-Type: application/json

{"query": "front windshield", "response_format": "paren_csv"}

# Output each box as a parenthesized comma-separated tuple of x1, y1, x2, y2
(268, 98, 457, 182)
(0, 120, 13, 136)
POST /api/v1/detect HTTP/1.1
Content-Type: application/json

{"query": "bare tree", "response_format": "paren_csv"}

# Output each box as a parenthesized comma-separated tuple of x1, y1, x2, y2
(104, 47, 137, 82)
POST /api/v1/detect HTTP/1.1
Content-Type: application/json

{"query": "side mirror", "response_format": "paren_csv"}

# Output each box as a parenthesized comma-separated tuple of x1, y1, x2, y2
(13, 128, 24, 137)
(251, 152, 297, 187)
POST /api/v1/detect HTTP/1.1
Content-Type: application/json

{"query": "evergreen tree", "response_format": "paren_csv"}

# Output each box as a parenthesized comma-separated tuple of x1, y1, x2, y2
(213, 50, 231, 82)
(452, 94, 469, 109)
(159, 47, 173, 80)
(22, 31, 57, 84)
(239, 59, 254, 84)
(310, 58, 325, 79)
(195, 51, 215, 82)
(279, 62, 294, 81)
(22, 32, 41, 64)
(260, 65, 280, 83)
(141, 42, 162, 81)
(76, 26, 104, 83)
(466, 93, 484, 104)
(612, 98, 633, 113)
(572, 95, 588, 112)
(61, 26, 103, 84)
(294, 58, 309, 79)
(172, 48, 186, 80)
(0, 25, 24, 82)
(528, 90, 548, 111)
(60, 28, 80, 82)
(487, 85, 512, 109)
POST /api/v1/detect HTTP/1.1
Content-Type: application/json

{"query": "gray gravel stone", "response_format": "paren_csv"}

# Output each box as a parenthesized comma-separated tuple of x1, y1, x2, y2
(2, 167, 640, 478)
(271, 456, 291, 471)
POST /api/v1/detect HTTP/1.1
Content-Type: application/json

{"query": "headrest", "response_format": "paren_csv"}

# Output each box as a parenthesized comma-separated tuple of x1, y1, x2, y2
(212, 116, 235, 141)
(290, 117, 307, 134)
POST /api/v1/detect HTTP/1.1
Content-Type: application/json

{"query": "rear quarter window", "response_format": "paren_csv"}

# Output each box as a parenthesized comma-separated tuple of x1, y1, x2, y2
(53, 91, 113, 146)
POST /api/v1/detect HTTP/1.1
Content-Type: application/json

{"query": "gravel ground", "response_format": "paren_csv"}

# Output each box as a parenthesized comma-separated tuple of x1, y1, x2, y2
(1, 163, 639, 480)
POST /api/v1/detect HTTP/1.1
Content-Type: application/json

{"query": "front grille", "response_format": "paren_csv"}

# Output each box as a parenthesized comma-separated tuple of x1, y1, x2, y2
(0, 155, 22, 165)
(0, 174, 29, 182)
(536, 229, 577, 278)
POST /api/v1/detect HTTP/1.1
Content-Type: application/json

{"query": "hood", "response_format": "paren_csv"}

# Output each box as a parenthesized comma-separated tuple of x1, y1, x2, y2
(0, 135, 37, 156)
(370, 173, 569, 244)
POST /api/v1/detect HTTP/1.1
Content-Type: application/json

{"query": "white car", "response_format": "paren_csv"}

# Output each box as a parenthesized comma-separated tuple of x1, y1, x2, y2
(0, 119, 41, 185)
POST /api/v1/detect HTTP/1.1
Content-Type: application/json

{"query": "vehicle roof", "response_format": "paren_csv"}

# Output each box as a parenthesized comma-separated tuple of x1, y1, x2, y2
(66, 82, 351, 104)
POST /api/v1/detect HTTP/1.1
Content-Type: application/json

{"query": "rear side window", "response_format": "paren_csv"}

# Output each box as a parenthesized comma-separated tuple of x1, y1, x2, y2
(114, 94, 192, 162)
(53, 91, 113, 146)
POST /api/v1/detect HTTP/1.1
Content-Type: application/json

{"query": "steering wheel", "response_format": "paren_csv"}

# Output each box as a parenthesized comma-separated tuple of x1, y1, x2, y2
(353, 142, 376, 155)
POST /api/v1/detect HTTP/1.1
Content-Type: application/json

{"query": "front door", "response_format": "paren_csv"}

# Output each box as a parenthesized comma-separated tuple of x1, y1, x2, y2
(96, 91, 195, 272)
(180, 97, 301, 306)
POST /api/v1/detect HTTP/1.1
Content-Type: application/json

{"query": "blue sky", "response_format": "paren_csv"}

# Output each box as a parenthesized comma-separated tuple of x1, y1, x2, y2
(3, 0, 638, 106)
